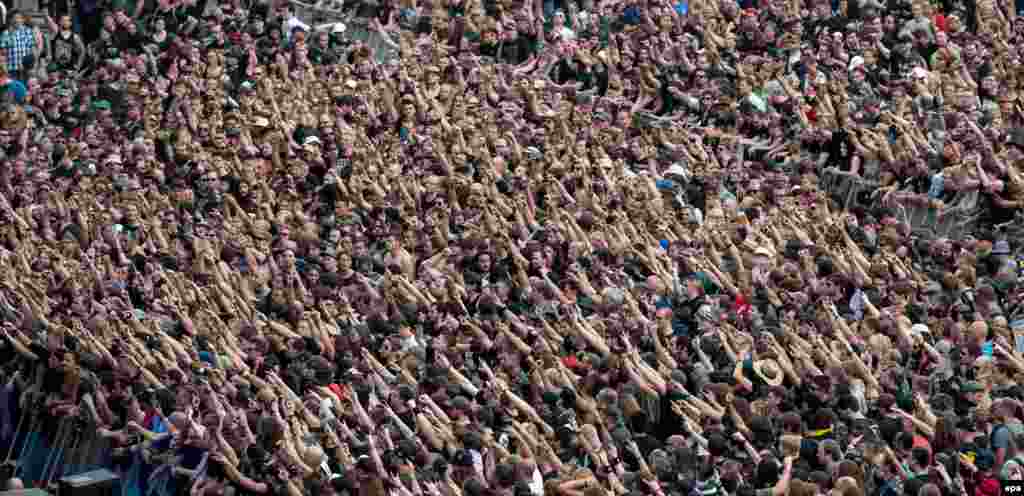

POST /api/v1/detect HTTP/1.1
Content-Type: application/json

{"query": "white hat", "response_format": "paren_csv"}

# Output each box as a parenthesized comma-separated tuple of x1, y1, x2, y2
(911, 323, 930, 336)
(303, 135, 322, 146)
(666, 163, 689, 178)
(331, 22, 346, 33)
(848, 56, 865, 72)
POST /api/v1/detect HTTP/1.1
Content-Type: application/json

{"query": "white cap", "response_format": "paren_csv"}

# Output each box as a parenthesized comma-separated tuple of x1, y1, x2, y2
(848, 56, 865, 72)
(666, 163, 689, 178)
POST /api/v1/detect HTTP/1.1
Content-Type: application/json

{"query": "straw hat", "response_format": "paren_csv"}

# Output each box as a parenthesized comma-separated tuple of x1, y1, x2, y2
(752, 359, 784, 386)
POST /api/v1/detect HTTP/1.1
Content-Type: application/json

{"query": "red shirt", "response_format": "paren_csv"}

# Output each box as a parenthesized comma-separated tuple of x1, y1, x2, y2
(913, 434, 933, 464)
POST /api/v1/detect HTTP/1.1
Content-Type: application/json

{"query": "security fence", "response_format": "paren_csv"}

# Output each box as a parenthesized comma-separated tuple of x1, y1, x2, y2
(820, 167, 981, 239)
(291, 0, 400, 63)
(2, 401, 110, 489)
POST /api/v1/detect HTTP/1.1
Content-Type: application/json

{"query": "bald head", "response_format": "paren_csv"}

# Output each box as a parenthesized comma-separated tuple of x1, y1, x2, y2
(971, 321, 988, 342)
(993, 315, 1008, 330)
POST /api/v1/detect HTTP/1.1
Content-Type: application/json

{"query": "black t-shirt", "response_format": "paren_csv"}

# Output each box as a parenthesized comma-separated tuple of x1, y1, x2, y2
(184, 0, 208, 23)
(479, 41, 499, 58)
(826, 128, 852, 171)
(154, 7, 188, 34)
(117, 30, 145, 54)
(514, 32, 539, 64)
(980, 192, 1017, 226)
(798, 438, 828, 472)
(0, 338, 15, 369)
(793, 384, 825, 413)
(651, 391, 689, 440)
(43, 366, 64, 396)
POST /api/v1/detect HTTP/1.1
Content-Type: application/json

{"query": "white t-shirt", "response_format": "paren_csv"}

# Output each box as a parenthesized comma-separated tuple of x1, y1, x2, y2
(529, 467, 544, 496)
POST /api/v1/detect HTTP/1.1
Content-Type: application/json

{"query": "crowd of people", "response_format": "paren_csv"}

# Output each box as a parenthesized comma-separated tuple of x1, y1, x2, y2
(1, 0, 1024, 495)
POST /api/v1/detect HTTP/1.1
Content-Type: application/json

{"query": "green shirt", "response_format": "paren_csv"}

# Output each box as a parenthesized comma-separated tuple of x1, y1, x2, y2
(598, 16, 612, 46)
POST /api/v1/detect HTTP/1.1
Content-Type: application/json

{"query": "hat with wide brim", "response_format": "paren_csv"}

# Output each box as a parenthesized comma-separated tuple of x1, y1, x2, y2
(752, 359, 784, 386)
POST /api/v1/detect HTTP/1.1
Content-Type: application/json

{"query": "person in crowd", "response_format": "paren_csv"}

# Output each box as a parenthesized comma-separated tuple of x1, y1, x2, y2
(0, 11, 36, 79)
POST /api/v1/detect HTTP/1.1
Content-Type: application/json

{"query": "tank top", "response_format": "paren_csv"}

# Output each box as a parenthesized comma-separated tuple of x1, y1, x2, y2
(51, 32, 82, 67)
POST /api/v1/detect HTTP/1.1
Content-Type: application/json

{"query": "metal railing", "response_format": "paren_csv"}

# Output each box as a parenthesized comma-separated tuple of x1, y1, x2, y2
(820, 167, 880, 211)
(291, 0, 399, 63)
(819, 167, 981, 239)
(3, 397, 109, 489)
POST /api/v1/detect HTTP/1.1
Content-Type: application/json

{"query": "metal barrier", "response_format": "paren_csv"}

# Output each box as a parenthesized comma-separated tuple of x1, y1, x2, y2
(5, 401, 109, 490)
(291, 1, 399, 63)
(892, 193, 982, 239)
(820, 167, 880, 211)
(820, 167, 981, 239)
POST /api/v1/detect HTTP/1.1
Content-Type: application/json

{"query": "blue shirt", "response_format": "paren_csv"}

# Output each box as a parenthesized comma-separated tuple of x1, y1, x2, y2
(622, 6, 642, 24)
(147, 415, 168, 434)
(2, 79, 27, 103)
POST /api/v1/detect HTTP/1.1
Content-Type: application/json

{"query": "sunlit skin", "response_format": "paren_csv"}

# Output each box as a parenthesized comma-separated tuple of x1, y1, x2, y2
(1, 1, 1023, 494)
